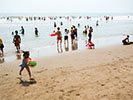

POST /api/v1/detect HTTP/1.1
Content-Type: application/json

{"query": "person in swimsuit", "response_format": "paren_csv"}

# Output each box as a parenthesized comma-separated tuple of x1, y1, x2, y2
(54, 22, 57, 28)
(73, 26, 78, 39)
(21, 26, 25, 35)
(122, 35, 133, 45)
(70, 27, 75, 44)
(88, 26, 93, 42)
(13, 30, 21, 52)
(83, 26, 87, 36)
(35, 27, 38, 36)
(64, 29, 69, 44)
(96, 20, 99, 26)
(0, 38, 4, 56)
(19, 51, 32, 79)
(56, 27, 62, 47)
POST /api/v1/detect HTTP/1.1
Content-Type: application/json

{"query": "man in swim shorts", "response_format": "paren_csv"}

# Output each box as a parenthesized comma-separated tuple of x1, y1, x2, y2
(56, 27, 62, 47)
(13, 30, 21, 52)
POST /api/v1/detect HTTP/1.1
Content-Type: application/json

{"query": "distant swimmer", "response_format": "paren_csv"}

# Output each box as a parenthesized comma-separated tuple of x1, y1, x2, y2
(12, 32, 14, 35)
(0, 38, 4, 56)
(13, 30, 21, 53)
(111, 16, 113, 20)
(54, 22, 57, 28)
(60, 21, 63, 26)
(122, 35, 133, 45)
(78, 23, 80, 28)
(96, 20, 99, 26)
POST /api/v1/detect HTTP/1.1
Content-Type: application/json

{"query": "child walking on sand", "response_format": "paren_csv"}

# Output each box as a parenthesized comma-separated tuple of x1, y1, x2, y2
(19, 51, 32, 79)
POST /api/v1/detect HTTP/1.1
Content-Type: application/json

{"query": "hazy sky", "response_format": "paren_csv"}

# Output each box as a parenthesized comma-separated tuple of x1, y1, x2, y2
(0, 0, 133, 13)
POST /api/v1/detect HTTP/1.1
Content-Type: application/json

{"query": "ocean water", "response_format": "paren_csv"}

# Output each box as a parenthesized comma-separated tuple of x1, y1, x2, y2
(0, 14, 133, 62)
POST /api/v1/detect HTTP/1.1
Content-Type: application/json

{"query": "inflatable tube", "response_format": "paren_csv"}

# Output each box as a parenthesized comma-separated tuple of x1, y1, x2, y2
(85, 42, 95, 49)
(35, 35, 39, 37)
(50, 33, 57, 36)
(29, 60, 37, 67)
(85, 44, 89, 47)
(19, 30, 22, 34)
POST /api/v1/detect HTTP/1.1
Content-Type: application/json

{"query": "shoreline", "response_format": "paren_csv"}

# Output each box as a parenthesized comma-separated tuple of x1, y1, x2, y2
(0, 44, 133, 100)
(1, 15, 133, 63)
(1, 35, 125, 63)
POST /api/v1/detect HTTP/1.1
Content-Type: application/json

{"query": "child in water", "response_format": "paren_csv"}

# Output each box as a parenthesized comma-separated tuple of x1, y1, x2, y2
(88, 41, 95, 49)
(19, 51, 32, 79)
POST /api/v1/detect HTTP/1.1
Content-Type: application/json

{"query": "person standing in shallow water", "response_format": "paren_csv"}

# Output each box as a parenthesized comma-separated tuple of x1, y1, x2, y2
(13, 30, 21, 53)
(0, 38, 4, 56)
(35, 28, 38, 35)
(83, 26, 87, 36)
(64, 29, 69, 44)
(70, 27, 75, 44)
(73, 26, 78, 39)
(54, 22, 56, 28)
(56, 27, 62, 47)
(96, 20, 99, 26)
(88, 26, 93, 42)
(60, 22, 63, 26)
(21, 26, 24, 35)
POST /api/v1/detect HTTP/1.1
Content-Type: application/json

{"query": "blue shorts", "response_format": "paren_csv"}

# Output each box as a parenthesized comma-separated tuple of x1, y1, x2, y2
(19, 61, 28, 68)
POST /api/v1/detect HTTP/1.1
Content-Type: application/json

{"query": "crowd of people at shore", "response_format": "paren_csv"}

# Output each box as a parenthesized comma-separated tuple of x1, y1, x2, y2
(0, 21, 95, 57)
(0, 16, 132, 57)
(0, 15, 133, 80)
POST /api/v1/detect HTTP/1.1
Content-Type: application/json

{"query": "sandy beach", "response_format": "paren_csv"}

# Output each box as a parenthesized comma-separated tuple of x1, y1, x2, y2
(0, 44, 133, 100)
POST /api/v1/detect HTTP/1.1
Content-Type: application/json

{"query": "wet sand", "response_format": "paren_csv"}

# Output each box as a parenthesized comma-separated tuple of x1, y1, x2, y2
(0, 44, 133, 100)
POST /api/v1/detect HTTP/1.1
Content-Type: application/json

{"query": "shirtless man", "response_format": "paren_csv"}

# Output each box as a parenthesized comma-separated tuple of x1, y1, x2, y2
(13, 30, 21, 52)
(122, 35, 133, 45)
(56, 27, 62, 47)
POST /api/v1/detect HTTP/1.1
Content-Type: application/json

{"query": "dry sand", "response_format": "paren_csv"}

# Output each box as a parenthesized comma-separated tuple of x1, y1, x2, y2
(0, 44, 133, 100)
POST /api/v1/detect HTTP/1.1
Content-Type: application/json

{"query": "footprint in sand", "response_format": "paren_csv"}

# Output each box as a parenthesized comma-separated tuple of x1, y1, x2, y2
(60, 90, 65, 92)
(76, 93, 80, 96)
